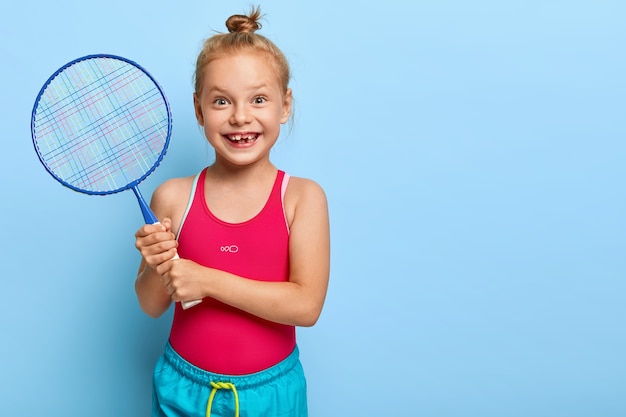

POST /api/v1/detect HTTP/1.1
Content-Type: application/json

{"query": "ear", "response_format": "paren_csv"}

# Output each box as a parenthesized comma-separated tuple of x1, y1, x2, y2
(280, 88, 292, 124)
(193, 93, 204, 125)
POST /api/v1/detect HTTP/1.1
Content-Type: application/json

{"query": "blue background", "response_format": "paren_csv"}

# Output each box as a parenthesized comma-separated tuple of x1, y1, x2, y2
(1, 1, 625, 416)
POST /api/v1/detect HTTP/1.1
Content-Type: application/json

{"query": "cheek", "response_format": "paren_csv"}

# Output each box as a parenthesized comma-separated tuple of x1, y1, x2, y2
(203, 111, 224, 128)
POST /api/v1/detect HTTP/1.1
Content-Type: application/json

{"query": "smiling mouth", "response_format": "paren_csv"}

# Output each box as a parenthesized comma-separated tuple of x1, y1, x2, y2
(226, 133, 259, 144)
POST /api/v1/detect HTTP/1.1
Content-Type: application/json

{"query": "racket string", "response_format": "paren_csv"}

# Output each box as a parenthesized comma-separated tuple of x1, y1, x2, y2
(33, 57, 170, 193)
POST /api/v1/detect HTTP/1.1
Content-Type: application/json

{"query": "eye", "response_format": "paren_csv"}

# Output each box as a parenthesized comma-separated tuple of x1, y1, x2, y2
(253, 96, 267, 104)
(213, 97, 229, 106)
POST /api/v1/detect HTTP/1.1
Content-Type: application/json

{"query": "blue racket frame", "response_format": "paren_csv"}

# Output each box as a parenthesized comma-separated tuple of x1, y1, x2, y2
(30, 54, 173, 224)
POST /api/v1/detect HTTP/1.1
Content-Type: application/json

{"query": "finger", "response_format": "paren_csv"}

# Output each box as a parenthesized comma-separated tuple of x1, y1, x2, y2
(150, 239, 178, 254)
(140, 241, 176, 262)
(161, 217, 172, 231)
(156, 256, 176, 276)
(135, 223, 167, 239)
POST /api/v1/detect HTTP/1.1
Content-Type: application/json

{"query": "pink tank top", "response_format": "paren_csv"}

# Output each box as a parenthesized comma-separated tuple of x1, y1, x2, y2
(169, 168, 295, 375)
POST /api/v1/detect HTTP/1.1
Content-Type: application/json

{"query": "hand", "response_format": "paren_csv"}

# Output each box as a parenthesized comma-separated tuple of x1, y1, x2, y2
(134, 218, 178, 270)
(159, 258, 208, 304)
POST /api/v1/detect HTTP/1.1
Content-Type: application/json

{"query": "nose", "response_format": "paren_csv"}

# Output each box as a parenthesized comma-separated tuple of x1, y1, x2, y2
(229, 104, 251, 126)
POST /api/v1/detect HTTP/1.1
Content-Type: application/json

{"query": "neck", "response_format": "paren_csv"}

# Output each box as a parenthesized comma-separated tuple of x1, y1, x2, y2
(206, 158, 278, 186)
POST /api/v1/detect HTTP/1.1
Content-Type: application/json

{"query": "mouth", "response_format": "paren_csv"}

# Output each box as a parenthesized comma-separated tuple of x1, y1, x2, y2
(225, 133, 259, 144)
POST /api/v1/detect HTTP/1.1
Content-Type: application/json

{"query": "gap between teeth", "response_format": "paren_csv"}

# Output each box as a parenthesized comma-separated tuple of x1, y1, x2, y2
(228, 135, 257, 142)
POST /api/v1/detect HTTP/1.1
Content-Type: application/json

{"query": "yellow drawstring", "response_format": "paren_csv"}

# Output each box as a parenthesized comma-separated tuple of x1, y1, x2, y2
(206, 381, 239, 417)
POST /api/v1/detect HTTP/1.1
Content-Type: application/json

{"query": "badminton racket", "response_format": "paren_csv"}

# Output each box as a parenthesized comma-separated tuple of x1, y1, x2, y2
(31, 54, 201, 309)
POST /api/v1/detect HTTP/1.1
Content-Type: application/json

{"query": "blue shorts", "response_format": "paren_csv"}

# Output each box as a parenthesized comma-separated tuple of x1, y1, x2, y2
(152, 342, 308, 417)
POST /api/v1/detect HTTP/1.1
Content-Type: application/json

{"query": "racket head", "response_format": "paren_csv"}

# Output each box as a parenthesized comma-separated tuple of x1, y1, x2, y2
(31, 54, 172, 195)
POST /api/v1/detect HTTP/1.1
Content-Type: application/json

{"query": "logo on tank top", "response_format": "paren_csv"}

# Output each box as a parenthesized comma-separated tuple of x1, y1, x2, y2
(220, 245, 239, 253)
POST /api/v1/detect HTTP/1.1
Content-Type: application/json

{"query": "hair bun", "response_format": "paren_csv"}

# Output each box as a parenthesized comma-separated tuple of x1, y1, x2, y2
(226, 7, 262, 33)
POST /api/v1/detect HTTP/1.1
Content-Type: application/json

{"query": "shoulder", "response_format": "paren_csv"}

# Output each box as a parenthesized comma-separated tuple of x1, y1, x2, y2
(286, 176, 326, 200)
(152, 175, 196, 205)
(151, 175, 198, 232)
(283, 175, 328, 227)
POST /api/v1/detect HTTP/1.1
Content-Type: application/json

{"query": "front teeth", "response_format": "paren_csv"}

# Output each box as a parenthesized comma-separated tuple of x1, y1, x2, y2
(228, 134, 257, 143)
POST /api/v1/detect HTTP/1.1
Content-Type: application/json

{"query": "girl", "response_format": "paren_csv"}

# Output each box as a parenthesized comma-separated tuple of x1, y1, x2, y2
(134, 7, 330, 417)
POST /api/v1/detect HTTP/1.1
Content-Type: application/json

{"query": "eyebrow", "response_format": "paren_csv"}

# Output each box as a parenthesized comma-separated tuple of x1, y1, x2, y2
(206, 83, 270, 94)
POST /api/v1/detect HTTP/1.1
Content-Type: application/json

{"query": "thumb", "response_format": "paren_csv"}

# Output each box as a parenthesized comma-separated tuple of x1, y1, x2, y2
(160, 217, 172, 232)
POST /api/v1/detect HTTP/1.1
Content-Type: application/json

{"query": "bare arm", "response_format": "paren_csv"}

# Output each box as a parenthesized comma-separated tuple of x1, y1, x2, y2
(134, 177, 193, 318)
(159, 178, 330, 326)
(134, 223, 176, 318)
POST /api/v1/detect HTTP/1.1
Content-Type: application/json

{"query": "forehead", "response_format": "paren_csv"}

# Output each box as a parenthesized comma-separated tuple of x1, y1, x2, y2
(203, 52, 280, 90)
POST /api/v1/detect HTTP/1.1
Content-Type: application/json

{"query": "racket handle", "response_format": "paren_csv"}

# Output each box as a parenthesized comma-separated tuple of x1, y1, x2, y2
(182, 299, 203, 309)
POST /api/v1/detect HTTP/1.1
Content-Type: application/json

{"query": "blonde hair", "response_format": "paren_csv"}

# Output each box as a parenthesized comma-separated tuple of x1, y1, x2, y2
(194, 6, 291, 97)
